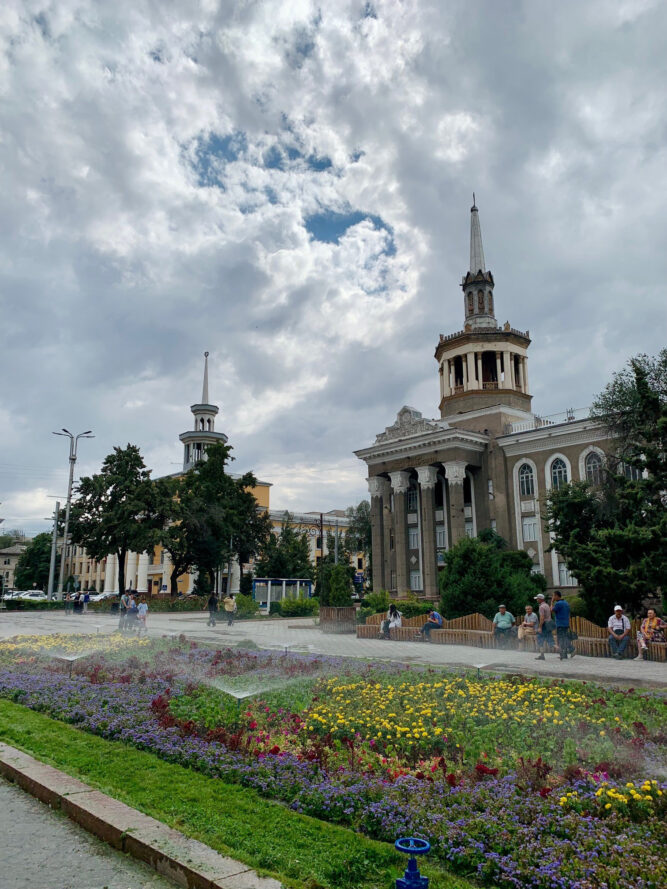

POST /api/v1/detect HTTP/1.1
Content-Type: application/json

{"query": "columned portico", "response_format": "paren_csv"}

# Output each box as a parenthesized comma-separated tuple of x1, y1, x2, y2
(389, 470, 410, 594)
(137, 552, 149, 594)
(367, 476, 389, 592)
(444, 461, 467, 545)
(416, 466, 439, 598)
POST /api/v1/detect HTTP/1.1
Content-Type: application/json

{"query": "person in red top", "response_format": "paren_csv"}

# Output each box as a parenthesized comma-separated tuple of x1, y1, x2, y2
(635, 608, 666, 660)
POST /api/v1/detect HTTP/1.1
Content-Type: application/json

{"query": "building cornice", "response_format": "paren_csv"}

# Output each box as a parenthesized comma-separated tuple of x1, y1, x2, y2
(497, 419, 612, 456)
(355, 426, 488, 465)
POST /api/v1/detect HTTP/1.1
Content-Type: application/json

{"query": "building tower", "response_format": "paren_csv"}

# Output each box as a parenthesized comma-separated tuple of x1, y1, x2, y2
(435, 198, 532, 424)
(178, 352, 228, 470)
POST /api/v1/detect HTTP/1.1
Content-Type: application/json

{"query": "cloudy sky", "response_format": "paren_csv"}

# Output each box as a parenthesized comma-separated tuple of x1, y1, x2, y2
(1, 0, 666, 535)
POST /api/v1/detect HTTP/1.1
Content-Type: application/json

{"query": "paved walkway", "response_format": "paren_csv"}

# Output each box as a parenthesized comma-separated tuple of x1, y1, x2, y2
(2, 609, 666, 686)
(0, 776, 175, 889)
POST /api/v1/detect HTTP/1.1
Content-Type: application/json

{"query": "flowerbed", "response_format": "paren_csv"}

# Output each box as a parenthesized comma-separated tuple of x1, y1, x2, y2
(0, 635, 665, 889)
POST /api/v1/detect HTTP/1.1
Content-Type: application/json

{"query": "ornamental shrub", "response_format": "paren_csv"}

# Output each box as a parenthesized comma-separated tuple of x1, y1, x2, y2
(234, 593, 260, 618)
(361, 590, 389, 613)
(279, 597, 319, 617)
(322, 564, 353, 607)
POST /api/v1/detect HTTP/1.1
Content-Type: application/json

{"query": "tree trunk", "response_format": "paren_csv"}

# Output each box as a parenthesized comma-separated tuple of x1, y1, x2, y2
(170, 565, 181, 597)
(117, 548, 126, 596)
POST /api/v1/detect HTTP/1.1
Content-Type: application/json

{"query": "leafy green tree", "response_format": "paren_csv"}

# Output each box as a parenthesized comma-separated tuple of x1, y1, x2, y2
(546, 351, 667, 621)
(343, 500, 372, 581)
(70, 444, 171, 597)
(0, 533, 14, 550)
(255, 512, 313, 580)
(439, 535, 545, 620)
(13, 533, 57, 591)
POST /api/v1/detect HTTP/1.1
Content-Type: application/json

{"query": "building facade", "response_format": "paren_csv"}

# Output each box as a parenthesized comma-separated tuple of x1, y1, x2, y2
(355, 200, 614, 599)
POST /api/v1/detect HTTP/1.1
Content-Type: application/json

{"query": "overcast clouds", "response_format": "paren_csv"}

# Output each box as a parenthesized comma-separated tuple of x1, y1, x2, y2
(1, 0, 666, 534)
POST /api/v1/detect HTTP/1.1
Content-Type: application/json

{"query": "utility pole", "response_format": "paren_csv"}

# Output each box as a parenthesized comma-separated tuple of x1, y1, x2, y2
(53, 429, 94, 597)
(47, 500, 60, 600)
(334, 519, 339, 565)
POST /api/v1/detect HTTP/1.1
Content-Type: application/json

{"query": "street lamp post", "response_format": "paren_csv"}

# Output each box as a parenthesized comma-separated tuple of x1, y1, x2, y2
(53, 429, 94, 598)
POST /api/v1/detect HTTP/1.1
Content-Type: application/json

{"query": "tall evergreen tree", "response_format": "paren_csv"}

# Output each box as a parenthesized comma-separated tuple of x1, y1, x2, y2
(14, 533, 57, 591)
(255, 512, 313, 580)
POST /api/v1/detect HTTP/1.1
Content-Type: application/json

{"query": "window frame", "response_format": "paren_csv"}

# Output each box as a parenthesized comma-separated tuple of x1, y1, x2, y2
(519, 463, 535, 497)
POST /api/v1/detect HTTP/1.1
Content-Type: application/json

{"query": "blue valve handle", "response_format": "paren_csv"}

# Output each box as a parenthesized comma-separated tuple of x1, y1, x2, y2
(395, 837, 431, 856)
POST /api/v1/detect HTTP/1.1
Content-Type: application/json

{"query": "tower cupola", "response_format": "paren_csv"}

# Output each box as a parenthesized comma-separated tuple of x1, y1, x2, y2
(178, 352, 228, 470)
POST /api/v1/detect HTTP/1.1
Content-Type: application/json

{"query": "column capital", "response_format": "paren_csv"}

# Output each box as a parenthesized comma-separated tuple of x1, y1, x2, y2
(388, 470, 411, 494)
(444, 460, 467, 486)
(416, 465, 438, 489)
(367, 476, 390, 499)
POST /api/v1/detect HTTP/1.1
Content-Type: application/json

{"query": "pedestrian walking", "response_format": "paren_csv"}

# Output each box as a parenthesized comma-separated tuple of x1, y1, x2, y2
(126, 594, 139, 634)
(551, 591, 574, 659)
(83, 591, 90, 614)
(207, 592, 218, 626)
(64, 593, 73, 616)
(223, 593, 236, 626)
(119, 590, 130, 631)
(534, 593, 553, 660)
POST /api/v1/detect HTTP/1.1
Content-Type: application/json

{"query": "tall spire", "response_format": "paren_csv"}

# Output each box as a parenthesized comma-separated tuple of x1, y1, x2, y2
(469, 193, 486, 274)
(201, 351, 209, 404)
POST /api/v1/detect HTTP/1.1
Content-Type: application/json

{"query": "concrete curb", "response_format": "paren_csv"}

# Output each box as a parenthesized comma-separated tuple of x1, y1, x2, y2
(0, 743, 283, 889)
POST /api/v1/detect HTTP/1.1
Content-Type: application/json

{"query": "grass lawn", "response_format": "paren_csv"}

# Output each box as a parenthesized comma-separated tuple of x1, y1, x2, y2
(0, 699, 477, 889)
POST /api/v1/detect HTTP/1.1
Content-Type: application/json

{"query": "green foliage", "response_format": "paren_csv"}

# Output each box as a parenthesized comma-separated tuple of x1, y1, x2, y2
(321, 563, 353, 607)
(567, 596, 587, 617)
(395, 599, 433, 619)
(361, 589, 390, 613)
(440, 536, 545, 620)
(70, 444, 171, 597)
(13, 533, 56, 591)
(547, 351, 667, 621)
(234, 592, 259, 618)
(255, 512, 313, 580)
(343, 500, 372, 560)
(0, 534, 14, 550)
(239, 573, 253, 597)
(279, 597, 319, 617)
(1, 599, 65, 611)
(87, 595, 207, 613)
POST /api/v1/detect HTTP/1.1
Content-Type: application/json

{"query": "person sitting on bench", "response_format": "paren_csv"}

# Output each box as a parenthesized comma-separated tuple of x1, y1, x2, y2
(416, 609, 443, 642)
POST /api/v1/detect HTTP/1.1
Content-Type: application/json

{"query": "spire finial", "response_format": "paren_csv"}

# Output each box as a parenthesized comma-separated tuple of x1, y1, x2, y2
(202, 352, 209, 404)
(469, 196, 486, 273)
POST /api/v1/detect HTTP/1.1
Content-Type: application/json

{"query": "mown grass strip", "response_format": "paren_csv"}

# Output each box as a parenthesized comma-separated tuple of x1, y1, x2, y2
(0, 699, 476, 889)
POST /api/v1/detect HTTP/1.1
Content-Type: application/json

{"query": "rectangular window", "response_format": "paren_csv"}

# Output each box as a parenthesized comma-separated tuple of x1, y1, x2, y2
(436, 525, 447, 548)
(490, 518, 497, 531)
(522, 516, 538, 542)
(530, 564, 542, 575)
(558, 562, 577, 587)
(408, 528, 420, 549)
(406, 488, 418, 512)
(410, 570, 421, 591)
(465, 521, 474, 538)
(390, 570, 397, 590)
(357, 557, 363, 570)
(389, 530, 394, 550)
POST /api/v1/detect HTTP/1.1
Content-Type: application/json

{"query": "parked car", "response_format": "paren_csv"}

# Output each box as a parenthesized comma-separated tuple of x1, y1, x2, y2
(17, 590, 48, 601)
(88, 591, 118, 602)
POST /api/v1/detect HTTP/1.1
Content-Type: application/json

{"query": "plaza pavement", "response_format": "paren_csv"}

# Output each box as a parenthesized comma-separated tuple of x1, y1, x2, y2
(2, 608, 666, 687)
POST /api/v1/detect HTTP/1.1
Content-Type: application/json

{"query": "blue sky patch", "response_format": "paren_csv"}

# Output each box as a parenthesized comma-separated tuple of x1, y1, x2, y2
(193, 131, 247, 186)
(305, 211, 396, 254)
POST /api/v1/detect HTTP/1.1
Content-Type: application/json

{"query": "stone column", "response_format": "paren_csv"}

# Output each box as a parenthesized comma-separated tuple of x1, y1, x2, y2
(495, 351, 502, 387)
(95, 559, 102, 593)
(389, 470, 410, 595)
(105, 554, 117, 593)
(444, 461, 467, 545)
(465, 352, 477, 390)
(367, 477, 389, 592)
(229, 557, 241, 594)
(162, 549, 173, 595)
(416, 466, 439, 599)
(502, 350, 511, 388)
(126, 552, 138, 591)
(476, 352, 483, 388)
(522, 356, 530, 395)
(137, 552, 149, 593)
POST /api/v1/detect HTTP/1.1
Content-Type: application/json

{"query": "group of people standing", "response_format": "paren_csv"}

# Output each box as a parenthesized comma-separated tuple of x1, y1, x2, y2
(206, 592, 237, 627)
(118, 591, 148, 635)
(64, 591, 90, 615)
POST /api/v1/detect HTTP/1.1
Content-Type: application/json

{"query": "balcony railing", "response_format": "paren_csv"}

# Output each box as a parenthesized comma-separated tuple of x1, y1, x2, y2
(504, 407, 591, 435)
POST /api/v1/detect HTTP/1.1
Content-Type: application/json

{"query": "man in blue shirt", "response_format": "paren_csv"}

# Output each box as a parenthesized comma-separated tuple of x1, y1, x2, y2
(551, 591, 574, 660)
(417, 609, 443, 642)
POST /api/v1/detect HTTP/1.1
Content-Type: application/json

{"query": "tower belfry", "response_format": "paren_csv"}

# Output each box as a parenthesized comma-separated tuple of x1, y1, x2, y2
(434, 199, 532, 422)
(178, 352, 228, 470)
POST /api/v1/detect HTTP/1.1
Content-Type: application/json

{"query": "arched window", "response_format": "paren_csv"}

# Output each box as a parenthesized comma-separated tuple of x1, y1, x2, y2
(199, 418, 205, 430)
(621, 462, 642, 481)
(551, 458, 568, 489)
(207, 418, 212, 430)
(488, 292, 494, 314)
(519, 463, 535, 497)
(585, 452, 603, 485)
(477, 290, 485, 313)
(467, 292, 473, 314)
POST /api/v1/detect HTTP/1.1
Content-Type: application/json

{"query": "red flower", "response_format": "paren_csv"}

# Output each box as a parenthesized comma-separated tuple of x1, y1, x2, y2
(446, 773, 457, 786)
(269, 745, 280, 755)
(249, 720, 258, 730)
(539, 787, 552, 797)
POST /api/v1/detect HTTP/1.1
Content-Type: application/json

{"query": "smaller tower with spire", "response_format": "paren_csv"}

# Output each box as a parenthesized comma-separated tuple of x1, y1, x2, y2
(178, 352, 228, 470)
(462, 195, 496, 329)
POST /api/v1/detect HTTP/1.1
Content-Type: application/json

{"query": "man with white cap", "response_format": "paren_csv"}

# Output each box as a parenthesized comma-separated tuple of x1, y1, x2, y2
(607, 605, 631, 659)
(534, 593, 553, 660)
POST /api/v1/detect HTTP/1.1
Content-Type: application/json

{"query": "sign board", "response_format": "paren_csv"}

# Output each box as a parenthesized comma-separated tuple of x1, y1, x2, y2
(161, 584, 167, 591)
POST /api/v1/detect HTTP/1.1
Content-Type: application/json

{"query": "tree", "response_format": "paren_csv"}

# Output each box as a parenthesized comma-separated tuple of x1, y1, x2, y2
(546, 351, 667, 621)
(0, 534, 14, 550)
(14, 533, 57, 590)
(439, 535, 546, 620)
(70, 444, 171, 597)
(343, 500, 372, 577)
(161, 443, 271, 595)
(255, 512, 313, 580)
(320, 563, 353, 607)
